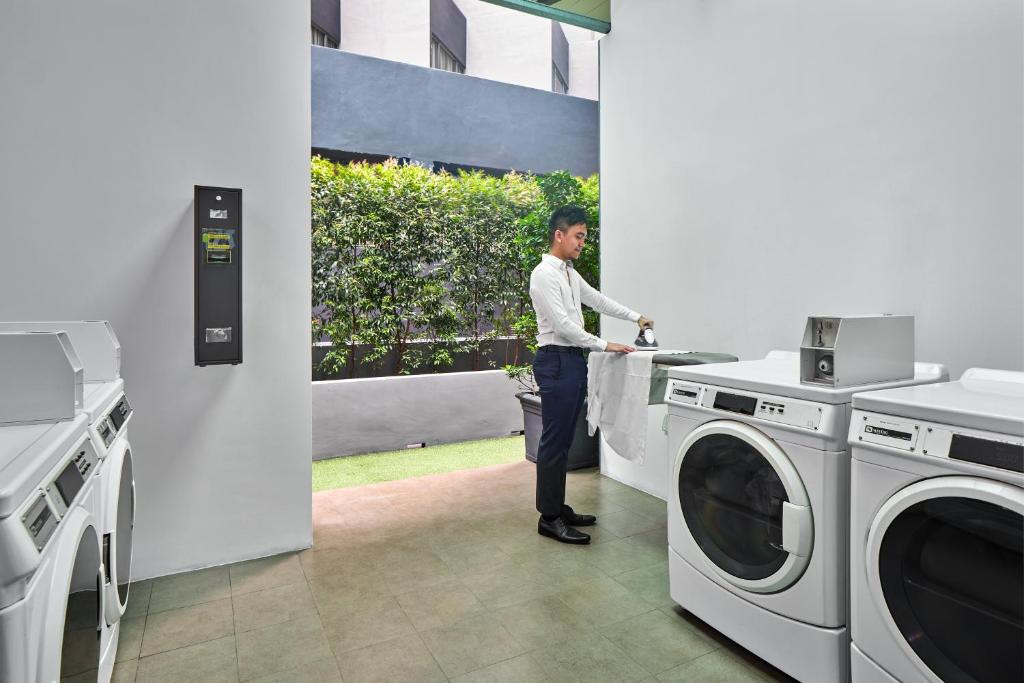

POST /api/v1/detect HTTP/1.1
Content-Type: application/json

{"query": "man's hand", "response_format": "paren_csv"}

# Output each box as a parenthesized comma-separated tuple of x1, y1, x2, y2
(606, 342, 636, 353)
(638, 316, 654, 330)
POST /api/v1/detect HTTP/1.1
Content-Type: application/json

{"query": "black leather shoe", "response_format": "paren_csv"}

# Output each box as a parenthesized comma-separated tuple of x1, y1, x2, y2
(561, 505, 597, 527)
(538, 516, 591, 545)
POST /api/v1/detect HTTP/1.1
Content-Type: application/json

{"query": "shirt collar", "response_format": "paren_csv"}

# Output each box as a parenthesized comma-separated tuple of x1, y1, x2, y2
(542, 253, 569, 271)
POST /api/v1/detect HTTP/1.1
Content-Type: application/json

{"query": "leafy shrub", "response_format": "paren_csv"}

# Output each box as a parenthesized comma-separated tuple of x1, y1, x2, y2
(311, 157, 599, 379)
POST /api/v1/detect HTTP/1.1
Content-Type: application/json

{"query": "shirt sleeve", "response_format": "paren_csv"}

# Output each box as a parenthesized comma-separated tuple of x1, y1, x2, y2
(577, 273, 641, 322)
(530, 266, 608, 351)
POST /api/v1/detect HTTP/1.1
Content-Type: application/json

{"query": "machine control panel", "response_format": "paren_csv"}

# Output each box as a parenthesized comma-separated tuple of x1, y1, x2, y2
(699, 387, 823, 431)
(109, 394, 132, 430)
(94, 392, 132, 450)
(21, 492, 57, 551)
(665, 380, 701, 406)
(855, 415, 1024, 474)
(45, 438, 99, 518)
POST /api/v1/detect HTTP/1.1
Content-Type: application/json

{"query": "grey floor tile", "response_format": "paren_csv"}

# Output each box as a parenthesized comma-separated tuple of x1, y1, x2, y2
(596, 510, 665, 538)
(556, 577, 655, 628)
(629, 528, 669, 554)
(138, 593, 234, 659)
(530, 632, 649, 683)
(395, 578, 486, 631)
(229, 553, 306, 596)
(112, 658, 139, 683)
(656, 648, 769, 682)
(496, 597, 595, 649)
(135, 635, 238, 683)
(322, 600, 417, 654)
(434, 541, 513, 576)
(581, 537, 667, 576)
(245, 657, 343, 683)
(233, 581, 318, 633)
(124, 580, 152, 619)
(115, 616, 146, 662)
(420, 612, 527, 678)
(336, 634, 447, 683)
(298, 544, 377, 580)
(235, 615, 333, 682)
(613, 563, 675, 608)
(140, 597, 234, 657)
(450, 653, 551, 683)
(600, 609, 720, 675)
(380, 549, 457, 595)
(307, 572, 394, 621)
(148, 566, 231, 613)
(626, 495, 670, 525)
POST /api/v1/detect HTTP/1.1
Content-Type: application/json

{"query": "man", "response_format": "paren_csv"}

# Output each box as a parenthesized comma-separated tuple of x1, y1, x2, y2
(529, 206, 652, 544)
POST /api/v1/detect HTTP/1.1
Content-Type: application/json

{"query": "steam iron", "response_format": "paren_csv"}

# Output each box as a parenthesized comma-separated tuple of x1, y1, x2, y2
(634, 323, 659, 351)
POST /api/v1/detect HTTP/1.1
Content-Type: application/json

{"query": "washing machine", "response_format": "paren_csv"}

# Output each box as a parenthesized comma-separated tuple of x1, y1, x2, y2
(848, 368, 1023, 683)
(0, 332, 114, 682)
(0, 321, 136, 634)
(664, 351, 948, 683)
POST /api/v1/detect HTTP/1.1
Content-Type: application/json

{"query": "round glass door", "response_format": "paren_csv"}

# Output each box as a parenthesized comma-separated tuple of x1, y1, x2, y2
(61, 526, 102, 680)
(873, 485, 1023, 683)
(115, 448, 134, 606)
(676, 421, 812, 593)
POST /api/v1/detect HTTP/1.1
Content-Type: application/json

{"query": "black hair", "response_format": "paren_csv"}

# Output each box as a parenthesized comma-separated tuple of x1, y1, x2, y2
(548, 206, 588, 243)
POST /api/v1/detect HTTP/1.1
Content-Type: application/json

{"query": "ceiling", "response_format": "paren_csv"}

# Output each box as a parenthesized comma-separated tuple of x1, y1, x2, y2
(479, 0, 611, 34)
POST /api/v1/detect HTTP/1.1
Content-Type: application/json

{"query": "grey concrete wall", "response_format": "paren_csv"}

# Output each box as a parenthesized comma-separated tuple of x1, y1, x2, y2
(313, 371, 525, 459)
(600, 0, 1024, 378)
(312, 0, 340, 43)
(313, 47, 599, 176)
(430, 0, 467, 67)
(0, 1, 312, 579)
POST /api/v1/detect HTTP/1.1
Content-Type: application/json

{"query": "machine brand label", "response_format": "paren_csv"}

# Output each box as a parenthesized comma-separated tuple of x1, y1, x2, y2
(864, 425, 912, 441)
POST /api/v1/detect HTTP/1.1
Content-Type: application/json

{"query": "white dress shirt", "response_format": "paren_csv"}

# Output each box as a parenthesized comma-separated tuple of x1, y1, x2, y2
(530, 253, 640, 352)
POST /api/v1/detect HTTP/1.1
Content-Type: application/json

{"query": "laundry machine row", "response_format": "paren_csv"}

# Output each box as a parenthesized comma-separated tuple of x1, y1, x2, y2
(847, 369, 1023, 683)
(0, 324, 136, 683)
(663, 352, 1023, 683)
(663, 351, 948, 682)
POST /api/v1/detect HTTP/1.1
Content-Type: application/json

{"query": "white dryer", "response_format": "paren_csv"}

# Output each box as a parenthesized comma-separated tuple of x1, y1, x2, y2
(0, 332, 113, 682)
(664, 351, 948, 683)
(0, 322, 137, 632)
(848, 368, 1023, 683)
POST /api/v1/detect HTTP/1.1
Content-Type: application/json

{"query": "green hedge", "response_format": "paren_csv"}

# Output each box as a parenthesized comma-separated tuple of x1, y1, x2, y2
(311, 157, 600, 377)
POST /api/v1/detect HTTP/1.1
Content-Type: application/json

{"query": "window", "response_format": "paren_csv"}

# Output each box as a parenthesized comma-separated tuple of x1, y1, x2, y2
(430, 35, 465, 74)
(311, 25, 338, 49)
(552, 64, 568, 94)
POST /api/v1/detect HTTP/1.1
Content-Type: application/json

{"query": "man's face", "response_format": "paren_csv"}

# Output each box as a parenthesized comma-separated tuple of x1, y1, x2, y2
(556, 223, 587, 260)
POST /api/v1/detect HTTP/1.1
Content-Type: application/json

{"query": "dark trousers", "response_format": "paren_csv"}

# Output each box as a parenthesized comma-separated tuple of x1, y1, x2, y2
(533, 346, 588, 517)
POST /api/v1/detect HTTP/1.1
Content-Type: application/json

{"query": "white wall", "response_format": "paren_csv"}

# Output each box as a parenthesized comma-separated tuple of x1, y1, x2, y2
(564, 25, 599, 101)
(342, 0, 430, 66)
(600, 0, 1024, 378)
(0, 1, 312, 578)
(455, 0, 552, 91)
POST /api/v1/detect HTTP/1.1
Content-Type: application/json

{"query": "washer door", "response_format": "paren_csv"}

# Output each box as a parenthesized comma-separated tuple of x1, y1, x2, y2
(866, 476, 1024, 683)
(45, 509, 104, 682)
(674, 421, 813, 593)
(103, 440, 135, 625)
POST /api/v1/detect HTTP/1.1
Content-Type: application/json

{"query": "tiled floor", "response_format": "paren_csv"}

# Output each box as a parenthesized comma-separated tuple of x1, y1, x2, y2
(112, 461, 796, 682)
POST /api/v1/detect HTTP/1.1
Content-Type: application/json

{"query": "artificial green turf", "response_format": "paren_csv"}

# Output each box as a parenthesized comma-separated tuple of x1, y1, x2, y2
(312, 435, 526, 492)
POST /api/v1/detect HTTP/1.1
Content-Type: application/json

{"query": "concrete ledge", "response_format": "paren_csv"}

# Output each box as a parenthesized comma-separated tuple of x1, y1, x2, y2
(313, 370, 524, 459)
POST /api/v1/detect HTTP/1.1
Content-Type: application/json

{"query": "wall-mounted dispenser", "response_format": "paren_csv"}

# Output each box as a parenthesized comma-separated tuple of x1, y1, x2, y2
(800, 315, 914, 388)
(195, 186, 242, 366)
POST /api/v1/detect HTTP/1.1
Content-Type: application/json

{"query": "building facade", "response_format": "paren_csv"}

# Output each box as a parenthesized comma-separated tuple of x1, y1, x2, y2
(310, 0, 600, 176)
